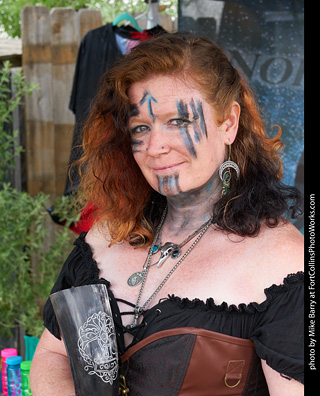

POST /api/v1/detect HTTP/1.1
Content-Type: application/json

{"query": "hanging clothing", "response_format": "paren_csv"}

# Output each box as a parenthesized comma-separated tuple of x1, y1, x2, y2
(53, 23, 165, 234)
(65, 23, 137, 196)
(65, 23, 166, 197)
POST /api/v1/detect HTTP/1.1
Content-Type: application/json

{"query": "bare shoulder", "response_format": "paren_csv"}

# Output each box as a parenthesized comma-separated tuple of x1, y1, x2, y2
(86, 221, 109, 242)
(251, 219, 304, 286)
(261, 219, 303, 265)
(85, 221, 112, 254)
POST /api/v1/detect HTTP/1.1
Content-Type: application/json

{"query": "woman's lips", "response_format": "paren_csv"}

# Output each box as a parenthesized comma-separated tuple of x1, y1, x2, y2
(152, 162, 185, 173)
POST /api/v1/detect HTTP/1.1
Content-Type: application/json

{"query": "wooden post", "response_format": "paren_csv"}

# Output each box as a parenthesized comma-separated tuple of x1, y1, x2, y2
(50, 7, 78, 196)
(77, 9, 103, 40)
(21, 6, 103, 198)
(21, 6, 55, 197)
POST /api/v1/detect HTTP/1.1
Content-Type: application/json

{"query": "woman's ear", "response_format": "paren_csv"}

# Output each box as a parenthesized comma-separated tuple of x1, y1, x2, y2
(223, 101, 240, 144)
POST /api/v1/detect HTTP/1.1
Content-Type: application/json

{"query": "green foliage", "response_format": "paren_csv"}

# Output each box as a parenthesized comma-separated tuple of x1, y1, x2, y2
(0, 0, 178, 38)
(0, 60, 38, 184)
(0, 61, 80, 339)
(0, 0, 88, 38)
(0, 185, 80, 338)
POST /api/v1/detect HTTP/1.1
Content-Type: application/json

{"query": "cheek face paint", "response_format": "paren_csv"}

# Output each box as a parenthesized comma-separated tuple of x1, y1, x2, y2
(189, 99, 208, 142)
(175, 99, 208, 158)
(131, 138, 144, 153)
(176, 100, 197, 158)
(195, 100, 208, 138)
(129, 104, 143, 153)
(189, 99, 201, 142)
(157, 174, 182, 196)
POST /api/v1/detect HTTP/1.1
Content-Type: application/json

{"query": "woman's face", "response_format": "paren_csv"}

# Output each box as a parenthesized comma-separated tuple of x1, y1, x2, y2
(128, 75, 239, 197)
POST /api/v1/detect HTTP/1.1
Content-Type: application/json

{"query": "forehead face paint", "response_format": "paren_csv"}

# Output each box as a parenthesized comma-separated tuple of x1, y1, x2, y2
(130, 104, 139, 117)
(139, 91, 158, 123)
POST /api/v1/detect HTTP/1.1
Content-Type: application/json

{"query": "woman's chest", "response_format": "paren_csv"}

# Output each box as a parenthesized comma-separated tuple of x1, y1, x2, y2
(93, 237, 268, 328)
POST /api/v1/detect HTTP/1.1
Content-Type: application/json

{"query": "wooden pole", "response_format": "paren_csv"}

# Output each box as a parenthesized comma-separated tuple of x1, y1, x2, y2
(21, 6, 103, 198)
(77, 9, 102, 40)
(50, 7, 78, 196)
(21, 6, 55, 196)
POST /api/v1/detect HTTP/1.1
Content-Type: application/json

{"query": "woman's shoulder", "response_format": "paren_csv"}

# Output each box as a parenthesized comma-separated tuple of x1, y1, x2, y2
(222, 217, 303, 269)
(259, 219, 303, 264)
(248, 219, 304, 289)
(85, 221, 127, 267)
(85, 221, 112, 249)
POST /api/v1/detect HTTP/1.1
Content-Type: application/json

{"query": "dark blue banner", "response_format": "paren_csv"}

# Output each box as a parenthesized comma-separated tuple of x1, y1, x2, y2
(178, 0, 304, 230)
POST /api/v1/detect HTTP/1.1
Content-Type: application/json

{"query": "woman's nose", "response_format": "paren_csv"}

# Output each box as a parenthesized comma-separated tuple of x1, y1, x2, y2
(145, 127, 170, 156)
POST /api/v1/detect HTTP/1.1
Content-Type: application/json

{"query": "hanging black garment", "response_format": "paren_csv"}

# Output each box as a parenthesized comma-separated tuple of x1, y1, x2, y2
(65, 23, 135, 195)
(65, 23, 166, 196)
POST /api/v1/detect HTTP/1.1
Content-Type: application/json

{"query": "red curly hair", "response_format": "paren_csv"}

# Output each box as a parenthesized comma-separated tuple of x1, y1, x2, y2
(77, 32, 300, 246)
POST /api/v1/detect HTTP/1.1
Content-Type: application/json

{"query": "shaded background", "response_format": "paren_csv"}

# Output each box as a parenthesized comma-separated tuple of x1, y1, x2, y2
(178, 0, 304, 231)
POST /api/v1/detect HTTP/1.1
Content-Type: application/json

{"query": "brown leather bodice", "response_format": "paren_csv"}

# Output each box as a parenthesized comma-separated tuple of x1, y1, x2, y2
(120, 327, 269, 396)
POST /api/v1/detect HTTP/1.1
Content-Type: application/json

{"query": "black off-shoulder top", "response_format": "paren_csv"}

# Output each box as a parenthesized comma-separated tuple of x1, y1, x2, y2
(43, 232, 304, 386)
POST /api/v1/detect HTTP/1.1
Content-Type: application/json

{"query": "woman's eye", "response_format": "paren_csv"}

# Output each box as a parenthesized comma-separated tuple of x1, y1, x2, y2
(169, 119, 191, 127)
(130, 125, 150, 135)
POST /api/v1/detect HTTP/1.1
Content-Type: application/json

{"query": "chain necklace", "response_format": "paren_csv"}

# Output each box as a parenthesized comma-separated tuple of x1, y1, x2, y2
(128, 211, 213, 329)
(127, 207, 168, 287)
(127, 209, 212, 287)
(155, 218, 212, 268)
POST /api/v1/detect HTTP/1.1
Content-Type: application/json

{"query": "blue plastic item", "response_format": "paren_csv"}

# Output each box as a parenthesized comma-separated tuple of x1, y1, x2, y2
(6, 356, 23, 396)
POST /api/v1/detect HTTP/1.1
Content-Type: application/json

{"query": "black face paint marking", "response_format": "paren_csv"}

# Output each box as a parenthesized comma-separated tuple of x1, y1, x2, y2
(189, 99, 201, 143)
(129, 104, 139, 117)
(157, 174, 182, 196)
(129, 105, 142, 153)
(189, 99, 208, 141)
(139, 91, 158, 123)
(176, 100, 197, 158)
(176, 99, 189, 119)
(131, 138, 144, 153)
(195, 100, 208, 138)
(165, 171, 220, 210)
(174, 174, 183, 194)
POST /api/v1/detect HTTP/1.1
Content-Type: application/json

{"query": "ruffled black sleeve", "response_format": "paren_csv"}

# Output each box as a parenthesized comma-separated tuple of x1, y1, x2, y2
(250, 272, 304, 384)
(42, 232, 110, 339)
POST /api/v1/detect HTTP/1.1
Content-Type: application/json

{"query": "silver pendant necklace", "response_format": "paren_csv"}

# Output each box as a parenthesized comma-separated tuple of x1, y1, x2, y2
(155, 219, 212, 268)
(128, 211, 213, 329)
(127, 210, 213, 287)
(127, 207, 168, 287)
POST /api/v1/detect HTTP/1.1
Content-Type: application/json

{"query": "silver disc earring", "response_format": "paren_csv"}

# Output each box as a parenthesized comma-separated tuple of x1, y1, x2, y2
(219, 143, 240, 196)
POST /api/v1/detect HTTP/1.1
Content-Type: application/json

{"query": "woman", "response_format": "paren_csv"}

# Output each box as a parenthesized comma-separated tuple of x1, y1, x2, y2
(31, 33, 303, 395)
